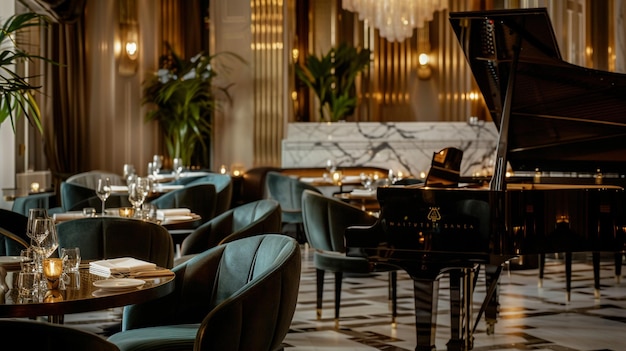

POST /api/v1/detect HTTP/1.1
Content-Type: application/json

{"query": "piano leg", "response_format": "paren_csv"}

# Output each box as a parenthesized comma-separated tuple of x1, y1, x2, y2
(565, 252, 572, 302)
(413, 278, 439, 351)
(615, 252, 623, 284)
(447, 269, 474, 351)
(483, 264, 500, 335)
(592, 252, 601, 299)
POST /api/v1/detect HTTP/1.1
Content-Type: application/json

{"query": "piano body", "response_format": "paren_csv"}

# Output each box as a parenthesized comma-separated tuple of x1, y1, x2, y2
(345, 8, 626, 351)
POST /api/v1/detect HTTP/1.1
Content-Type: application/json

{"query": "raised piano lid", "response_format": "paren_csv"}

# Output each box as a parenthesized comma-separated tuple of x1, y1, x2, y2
(449, 8, 626, 175)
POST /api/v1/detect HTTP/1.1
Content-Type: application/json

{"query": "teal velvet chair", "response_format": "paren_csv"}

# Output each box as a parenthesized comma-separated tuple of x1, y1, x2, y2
(175, 199, 282, 265)
(56, 217, 175, 268)
(0, 209, 29, 255)
(107, 234, 301, 351)
(301, 189, 398, 326)
(184, 173, 233, 215)
(66, 170, 125, 188)
(60, 181, 131, 213)
(149, 183, 218, 228)
(265, 171, 322, 243)
(11, 192, 57, 216)
(0, 319, 121, 351)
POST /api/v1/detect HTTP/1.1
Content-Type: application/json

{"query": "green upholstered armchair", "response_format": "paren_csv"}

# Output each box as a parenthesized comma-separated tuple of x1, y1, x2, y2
(56, 217, 175, 269)
(175, 199, 282, 265)
(149, 183, 218, 229)
(59, 182, 132, 213)
(184, 173, 233, 215)
(0, 319, 121, 351)
(301, 189, 398, 326)
(11, 192, 57, 216)
(265, 171, 322, 243)
(107, 234, 301, 351)
(0, 209, 29, 255)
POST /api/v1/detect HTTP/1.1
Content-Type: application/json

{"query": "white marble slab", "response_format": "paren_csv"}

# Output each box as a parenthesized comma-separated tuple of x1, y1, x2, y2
(281, 122, 499, 177)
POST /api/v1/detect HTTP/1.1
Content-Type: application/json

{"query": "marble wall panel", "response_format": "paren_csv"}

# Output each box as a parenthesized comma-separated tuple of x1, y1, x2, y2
(282, 122, 499, 178)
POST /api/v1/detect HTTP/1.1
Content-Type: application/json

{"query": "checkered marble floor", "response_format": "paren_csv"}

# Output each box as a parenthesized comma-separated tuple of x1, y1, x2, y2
(283, 247, 626, 351)
(64, 247, 626, 351)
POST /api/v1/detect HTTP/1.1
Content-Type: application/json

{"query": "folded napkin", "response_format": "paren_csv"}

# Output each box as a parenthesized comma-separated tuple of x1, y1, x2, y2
(109, 185, 128, 193)
(155, 184, 184, 192)
(53, 212, 85, 222)
(299, 177, 326, 183)
(157, 208, 191, 217)
(350, 188, 376, 198)
(89, 257, 157, 278)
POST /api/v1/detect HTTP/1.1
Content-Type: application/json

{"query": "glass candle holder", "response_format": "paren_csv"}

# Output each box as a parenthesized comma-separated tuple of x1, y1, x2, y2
(43, 258, 63, 289)
(118, 207, 135, 218)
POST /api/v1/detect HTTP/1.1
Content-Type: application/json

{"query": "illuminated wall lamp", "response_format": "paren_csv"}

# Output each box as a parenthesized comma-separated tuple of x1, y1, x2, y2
(417, 52, 432, 80)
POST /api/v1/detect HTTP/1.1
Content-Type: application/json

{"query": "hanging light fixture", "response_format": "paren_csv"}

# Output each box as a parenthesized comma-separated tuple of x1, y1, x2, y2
(342, 0, 448, 42)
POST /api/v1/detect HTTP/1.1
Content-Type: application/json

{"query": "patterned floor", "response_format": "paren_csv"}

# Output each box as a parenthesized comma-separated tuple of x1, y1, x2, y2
(65, 247, 626, 351)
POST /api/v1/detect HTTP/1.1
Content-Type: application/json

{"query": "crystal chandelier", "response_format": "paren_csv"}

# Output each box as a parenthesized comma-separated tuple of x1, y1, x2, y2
(342, 0, 448, 42)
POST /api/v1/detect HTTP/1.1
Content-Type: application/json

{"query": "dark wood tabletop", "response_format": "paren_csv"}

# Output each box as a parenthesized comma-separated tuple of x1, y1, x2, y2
(0, 267, 175, 320)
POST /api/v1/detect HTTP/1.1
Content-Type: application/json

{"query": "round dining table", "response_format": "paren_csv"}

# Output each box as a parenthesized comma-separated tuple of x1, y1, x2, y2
(0, 266, 175, 323)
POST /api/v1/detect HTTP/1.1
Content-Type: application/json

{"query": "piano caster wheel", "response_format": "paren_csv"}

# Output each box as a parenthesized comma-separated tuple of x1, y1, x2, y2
(486, 320, 496, 335)
(594, 289, 601, 299)
(316, 308, 322, 320)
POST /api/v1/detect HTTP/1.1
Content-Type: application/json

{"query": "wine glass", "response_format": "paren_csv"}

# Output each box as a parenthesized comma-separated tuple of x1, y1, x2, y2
(128, 182, 146, 211)
(172, 157, 184, 180)
(153, 154, 164, 177)
(123, 164, 136, 180)
(27, 208, 48, 243)
(360, 172, 373, 191)
(31, 218, 59, 259)
(95, 177, 112, 215)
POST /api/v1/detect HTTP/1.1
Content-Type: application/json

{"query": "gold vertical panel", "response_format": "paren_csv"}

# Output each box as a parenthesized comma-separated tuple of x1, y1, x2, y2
(252, 0, 286, 166)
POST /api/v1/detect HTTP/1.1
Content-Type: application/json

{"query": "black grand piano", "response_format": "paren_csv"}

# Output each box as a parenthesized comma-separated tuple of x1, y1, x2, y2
(345, 8, 626, 351)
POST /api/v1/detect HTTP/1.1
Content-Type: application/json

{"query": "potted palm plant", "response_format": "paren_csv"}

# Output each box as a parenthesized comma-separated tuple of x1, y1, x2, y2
(295, 42, 371, 122)
(0, 13, 50, 132)
(143, 43, 242, 168)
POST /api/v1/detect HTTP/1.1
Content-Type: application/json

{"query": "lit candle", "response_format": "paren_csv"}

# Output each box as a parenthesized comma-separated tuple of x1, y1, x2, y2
(118, 207, 135, 218)
(43, 258, 63, 289)
(30, 182, 40, 192)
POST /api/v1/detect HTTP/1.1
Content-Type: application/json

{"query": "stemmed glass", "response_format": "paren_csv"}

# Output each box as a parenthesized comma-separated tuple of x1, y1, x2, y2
(31, 218, 59, 259)
(360, 172, 373, 191)
(172, 157, 184, 180)
(95, 177, 112, 215)
(27, 208, 48, 243)
(153, 154, 164, 177)
(128, 182, 146, 212)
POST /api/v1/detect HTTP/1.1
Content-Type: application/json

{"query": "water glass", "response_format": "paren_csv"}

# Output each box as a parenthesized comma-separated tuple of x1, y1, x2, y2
(17, 271, 39, 301)
(60, 247, 81, 272)
(82, 207, 96, 217)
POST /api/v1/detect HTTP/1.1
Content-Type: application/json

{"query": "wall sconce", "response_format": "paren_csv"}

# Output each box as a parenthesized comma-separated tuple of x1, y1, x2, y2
(417, 52, 432, 80)
(118, 0, 139, 76)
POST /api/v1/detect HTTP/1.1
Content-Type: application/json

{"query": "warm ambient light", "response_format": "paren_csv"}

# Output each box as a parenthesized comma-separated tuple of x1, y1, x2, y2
(125, 41, 138, 58)
(418, 53, 429, 66)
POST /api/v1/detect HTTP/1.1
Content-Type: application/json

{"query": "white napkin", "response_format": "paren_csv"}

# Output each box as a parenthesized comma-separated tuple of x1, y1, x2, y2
(350, 188, 376, 197)
(109, 185, 128, 193)
(53, 212, 85, 222)
(299, 177, 326, 183)
(89, 257, 157, 277)
(157, 208, 191, 217)
(155, 184, 184, 192)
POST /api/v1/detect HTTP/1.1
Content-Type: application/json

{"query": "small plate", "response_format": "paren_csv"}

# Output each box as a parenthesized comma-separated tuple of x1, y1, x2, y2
(92, 278, 145, 291)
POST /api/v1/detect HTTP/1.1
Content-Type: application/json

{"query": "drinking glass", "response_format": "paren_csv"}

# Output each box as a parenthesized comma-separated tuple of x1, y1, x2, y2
(137, 176, 152, 198)
(172, 157, 184, 179)
(153, 154, 164, 176)
(123, 164, 136, 180)
(27, 208, 48, 243)
(128, 182, 146, 211)
(59, 247, 81, 272)
(95, 177, 112, 214)
(360, 172, 373, 191)
(31, 218, 59, 259)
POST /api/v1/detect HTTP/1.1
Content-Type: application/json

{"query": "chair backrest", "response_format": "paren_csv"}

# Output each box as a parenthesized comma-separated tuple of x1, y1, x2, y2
(0, 209, 29, 255)
(60, 181, 131, 212)
(179, 199, 282, 255)
(11, 192, 57, 216)
(149, 183, 217, 227)
(122, 234, 301, 351)
(56, 217, 175, 268)
(236, 166, 282, 205)
(301, 189, 377, 253)
(266, 171, 321, 224)
(0, 319, 121, 351)
(66, 170, 124, 189)
(185, 173, 233, 215)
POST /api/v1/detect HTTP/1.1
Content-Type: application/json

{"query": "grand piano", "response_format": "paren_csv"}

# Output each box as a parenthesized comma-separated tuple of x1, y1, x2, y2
(345, 8, 626, 351)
